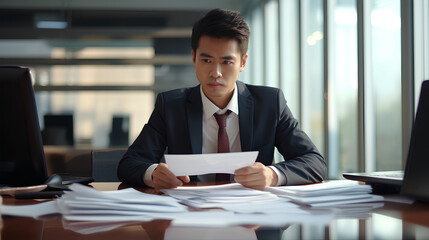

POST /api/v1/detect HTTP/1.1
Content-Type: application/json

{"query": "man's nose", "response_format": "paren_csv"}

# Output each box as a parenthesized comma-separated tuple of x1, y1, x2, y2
(210, 63, 222, 79)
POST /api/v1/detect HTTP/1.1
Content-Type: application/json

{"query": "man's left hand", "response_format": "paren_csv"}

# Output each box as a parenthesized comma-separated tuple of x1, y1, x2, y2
(234, 162, 278, 190)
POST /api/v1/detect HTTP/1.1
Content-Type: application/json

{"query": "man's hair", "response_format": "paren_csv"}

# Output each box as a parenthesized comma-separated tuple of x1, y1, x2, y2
(191, 8, 250, 59)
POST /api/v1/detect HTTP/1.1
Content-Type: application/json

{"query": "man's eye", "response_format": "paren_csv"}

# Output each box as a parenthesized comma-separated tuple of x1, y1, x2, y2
(223, 61, 233, 65)
(202, 59, 211, 63)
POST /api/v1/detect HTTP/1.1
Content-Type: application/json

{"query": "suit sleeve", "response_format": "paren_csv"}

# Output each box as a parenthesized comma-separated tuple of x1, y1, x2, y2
(117, 94, 168, 187)
(273, 90, 327, 185)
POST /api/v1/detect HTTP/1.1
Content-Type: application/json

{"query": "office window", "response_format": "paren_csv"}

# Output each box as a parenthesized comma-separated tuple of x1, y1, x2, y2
(264, 0, 280, 88)
(364, 0, 402, 171)
(301, 0, 325, 156)
(414, 0, 429, 103)
(327, 0, 358, 178)
(32, 65, 154, 86)
(0, 7, 203, 149)
(248, 5, 265, 86)
(36, 91, 154, 148)
(241, 12, 253, 85)
(279, 0, 300, 119)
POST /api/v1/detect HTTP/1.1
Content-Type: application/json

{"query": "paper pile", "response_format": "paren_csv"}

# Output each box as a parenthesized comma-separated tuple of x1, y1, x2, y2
(2, 180, 384, 227)
(59, 183, 188, 222)
(162, 183, 277, 208)
(161, 183, 336, 226)
(266, 180, 384, 207)
(60, 183, 335, 227)
(162, 183, 313, 214)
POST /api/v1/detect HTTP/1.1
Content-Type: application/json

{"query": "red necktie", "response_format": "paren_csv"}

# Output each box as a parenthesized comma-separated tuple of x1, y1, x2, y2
(214, 110, 232, 182)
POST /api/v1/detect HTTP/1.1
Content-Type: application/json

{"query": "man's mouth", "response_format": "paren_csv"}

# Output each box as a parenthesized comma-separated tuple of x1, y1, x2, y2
(208, 80, 223, 87)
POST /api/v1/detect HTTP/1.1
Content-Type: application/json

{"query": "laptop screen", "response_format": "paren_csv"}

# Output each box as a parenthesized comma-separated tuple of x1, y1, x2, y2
(401, 80, 429, 200)
(0, 66, 48, 186)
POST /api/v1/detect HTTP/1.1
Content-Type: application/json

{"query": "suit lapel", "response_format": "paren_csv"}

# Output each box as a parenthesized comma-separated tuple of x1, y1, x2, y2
(187, 85, 203, 154)
(237, 81, 254, 151)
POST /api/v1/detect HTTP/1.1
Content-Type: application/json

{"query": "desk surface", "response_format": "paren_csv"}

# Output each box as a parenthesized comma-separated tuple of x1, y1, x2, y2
(2, 182, 429, 240)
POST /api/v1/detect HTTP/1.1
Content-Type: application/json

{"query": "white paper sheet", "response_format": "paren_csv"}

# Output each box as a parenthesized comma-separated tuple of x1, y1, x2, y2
(266, 180, 384, 207)
(161, 183, 304, 214)
(2, 200, 60, 218)
(266, 180, 372, 197)
(164, 151, 258, 176)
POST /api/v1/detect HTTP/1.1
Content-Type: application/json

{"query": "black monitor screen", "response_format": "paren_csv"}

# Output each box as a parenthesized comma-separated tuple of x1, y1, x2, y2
(0, 66, 48, 186)
(402, 80, 429, 200)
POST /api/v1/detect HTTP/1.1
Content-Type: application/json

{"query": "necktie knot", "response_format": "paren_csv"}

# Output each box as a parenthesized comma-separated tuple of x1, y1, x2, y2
(214, 110, 231, 128)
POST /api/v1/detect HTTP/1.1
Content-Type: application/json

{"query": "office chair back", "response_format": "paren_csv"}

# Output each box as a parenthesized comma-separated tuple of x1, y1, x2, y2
(91, 149, 127, 182)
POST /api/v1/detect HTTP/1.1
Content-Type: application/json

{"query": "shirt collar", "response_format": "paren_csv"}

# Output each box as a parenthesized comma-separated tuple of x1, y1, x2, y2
(200, 83, 239, 121)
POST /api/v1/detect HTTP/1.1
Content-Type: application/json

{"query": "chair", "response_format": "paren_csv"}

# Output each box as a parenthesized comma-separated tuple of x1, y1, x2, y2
(42, 114, 75, 146)
(109, 115, 130, 148)
(91, 149, 127, 182)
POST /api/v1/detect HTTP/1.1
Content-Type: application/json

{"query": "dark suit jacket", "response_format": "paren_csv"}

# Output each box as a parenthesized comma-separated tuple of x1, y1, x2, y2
(117, 81, 327, 187)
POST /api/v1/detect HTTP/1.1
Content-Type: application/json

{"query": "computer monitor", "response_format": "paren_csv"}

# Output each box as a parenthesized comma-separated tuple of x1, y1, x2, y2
(0, 66, 48, 186)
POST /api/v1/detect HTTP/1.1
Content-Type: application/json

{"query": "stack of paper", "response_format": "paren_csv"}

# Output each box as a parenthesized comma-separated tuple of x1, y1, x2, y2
(162, 183, 281, 210)
(266, 180, 384, 207)
(60, 183, 336, 227)
(59, 183, 188, 222)
(2, 180, 385, 227)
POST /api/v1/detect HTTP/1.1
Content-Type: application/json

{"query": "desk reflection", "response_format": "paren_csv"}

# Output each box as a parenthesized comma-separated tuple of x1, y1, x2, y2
(57, 202, 381, 240)
(3, 208, 429, 240)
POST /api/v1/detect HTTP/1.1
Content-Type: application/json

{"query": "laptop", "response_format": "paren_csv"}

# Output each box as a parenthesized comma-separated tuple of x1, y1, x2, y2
(343, 80, 429, 201)
(0, 66, 93, 196)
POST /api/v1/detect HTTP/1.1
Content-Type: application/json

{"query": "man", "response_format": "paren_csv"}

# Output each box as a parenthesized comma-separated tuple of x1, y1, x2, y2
(117, 8, 327, 190)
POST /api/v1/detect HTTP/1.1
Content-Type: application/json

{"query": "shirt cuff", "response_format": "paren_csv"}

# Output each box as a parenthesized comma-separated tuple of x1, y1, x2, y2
(269, 166, 286, 186)
(143, 164, 158, 187)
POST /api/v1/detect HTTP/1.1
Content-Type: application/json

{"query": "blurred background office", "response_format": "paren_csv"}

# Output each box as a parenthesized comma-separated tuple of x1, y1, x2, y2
(0, 0, 428, 179)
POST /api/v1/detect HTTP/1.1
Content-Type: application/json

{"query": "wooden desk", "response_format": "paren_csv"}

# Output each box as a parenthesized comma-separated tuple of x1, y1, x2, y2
(2, 183, 429, 240)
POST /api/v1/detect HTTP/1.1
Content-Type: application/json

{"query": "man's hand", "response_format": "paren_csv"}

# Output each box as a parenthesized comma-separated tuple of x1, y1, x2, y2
(234, 162, 278, 190)
(152, 163, 190, 190)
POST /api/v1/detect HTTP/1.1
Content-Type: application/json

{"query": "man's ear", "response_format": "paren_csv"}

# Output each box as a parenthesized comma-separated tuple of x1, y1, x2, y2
(240, 53, 248, 72)
(191, 50, 196, 64)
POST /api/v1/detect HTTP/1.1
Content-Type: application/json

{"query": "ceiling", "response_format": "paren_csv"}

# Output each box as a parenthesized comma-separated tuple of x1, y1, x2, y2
(0, 0, 248, 40)
(0, 0, 253, 65)
(0, 0, 246, 11)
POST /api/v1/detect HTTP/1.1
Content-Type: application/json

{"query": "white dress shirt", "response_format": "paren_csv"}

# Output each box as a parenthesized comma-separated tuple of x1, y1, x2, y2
(143, 83, 285, 186)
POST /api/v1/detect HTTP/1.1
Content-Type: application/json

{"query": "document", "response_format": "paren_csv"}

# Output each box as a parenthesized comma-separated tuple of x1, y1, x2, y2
(164, 151, 258, 176)
(1, 200, 60, 218)
(1, 180, 383, 227)
(266, 180, 384, 207)
(162, 183, 307, 214)
(59, 183, 188, 221)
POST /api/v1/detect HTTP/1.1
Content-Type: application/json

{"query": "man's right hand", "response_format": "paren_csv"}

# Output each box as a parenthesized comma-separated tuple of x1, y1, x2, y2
(152, 163, 190, 190)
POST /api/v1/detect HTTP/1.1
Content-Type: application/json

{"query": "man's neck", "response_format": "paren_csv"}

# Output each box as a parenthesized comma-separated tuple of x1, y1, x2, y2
(200, 83, 239, 117)
(210, 94, 233, 109)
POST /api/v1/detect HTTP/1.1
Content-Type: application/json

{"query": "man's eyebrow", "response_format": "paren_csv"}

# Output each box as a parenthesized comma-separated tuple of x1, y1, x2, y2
(199, 52, 214, 58)
(199, 52, 237, 60)
(220, 55, 236, 60)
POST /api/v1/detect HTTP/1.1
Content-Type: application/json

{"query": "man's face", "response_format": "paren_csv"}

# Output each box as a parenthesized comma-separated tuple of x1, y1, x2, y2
(192, 35, 248, 109)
